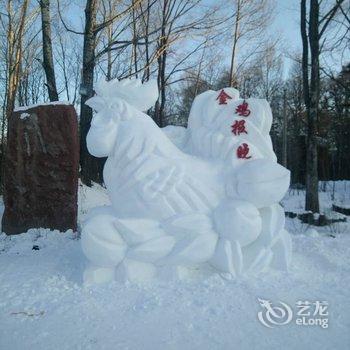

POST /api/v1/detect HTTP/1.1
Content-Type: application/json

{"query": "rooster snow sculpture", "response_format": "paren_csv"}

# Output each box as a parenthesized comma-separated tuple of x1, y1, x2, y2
(81, 78, 292, 284)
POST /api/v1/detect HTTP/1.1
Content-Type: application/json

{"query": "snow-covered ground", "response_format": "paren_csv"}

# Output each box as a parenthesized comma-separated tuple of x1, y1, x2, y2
(0, 182, 349, 350)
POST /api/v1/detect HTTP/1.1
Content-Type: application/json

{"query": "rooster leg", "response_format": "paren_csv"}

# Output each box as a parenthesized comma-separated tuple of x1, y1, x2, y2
(81, 206, 127, 284)
(209, 198, 263, 276)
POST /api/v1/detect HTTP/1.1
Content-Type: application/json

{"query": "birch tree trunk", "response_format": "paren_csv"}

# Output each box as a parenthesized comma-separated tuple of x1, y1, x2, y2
(80, 0, 103, 185)
(5, 0, 29, 119)
(305, 0, 320, 212)
(40, 0, 59, 101)
(282, 88, 288, 168)
(229, 0, 240, 87)
(300, 0, 345, 213)
(154, 0, 167, 127)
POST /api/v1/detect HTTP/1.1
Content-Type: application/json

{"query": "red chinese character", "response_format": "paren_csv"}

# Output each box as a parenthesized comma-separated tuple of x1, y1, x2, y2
(231, 120, 248, 136)
(216, 89, 232, 105)
(237, 143, 252, 159)
(235, 101, 251, 117)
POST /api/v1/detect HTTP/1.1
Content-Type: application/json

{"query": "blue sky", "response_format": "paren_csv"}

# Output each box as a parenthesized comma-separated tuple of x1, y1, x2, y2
(274, 0, 300, 51)
(272, 0, 348, 76)
(272, 0, 301, 75)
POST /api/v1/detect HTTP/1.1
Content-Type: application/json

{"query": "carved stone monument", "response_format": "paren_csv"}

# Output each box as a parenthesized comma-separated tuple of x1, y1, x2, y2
(2, 103, 79, 235)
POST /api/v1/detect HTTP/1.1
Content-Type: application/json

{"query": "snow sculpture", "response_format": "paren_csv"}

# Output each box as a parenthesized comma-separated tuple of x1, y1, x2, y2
(81, 78, 292, 284)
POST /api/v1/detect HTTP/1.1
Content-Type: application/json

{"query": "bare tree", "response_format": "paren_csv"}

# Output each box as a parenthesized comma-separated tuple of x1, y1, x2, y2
(3, 0, 30, 119)
(153, 0, 224, 126)
(18, 38, 46, 106)
(300, 0, 345, 213)
(228, 0, 274, 87)
(79, 0, 100, 185)
(0, 0, 40, 188)
(256, 42, 283, 101)
(40, 0, 58, 101)
(59, 0, 151, 184)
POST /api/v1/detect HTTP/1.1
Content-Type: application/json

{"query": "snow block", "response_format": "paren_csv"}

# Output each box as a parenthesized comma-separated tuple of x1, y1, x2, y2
(2, 104, 79, 234)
